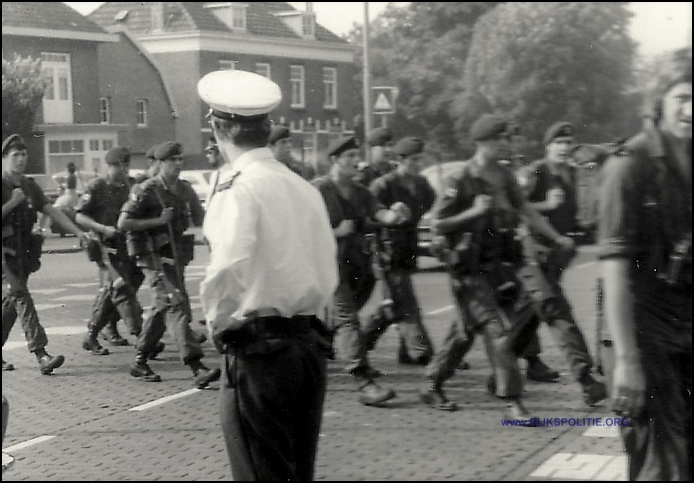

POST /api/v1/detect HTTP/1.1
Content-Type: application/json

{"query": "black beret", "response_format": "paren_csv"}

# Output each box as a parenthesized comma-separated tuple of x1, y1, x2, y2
(393, 137, 425, 157)
(268, 125, 291, 144)
(326, 136, 360, 158)
(367, 127, 394, 147)
(105, 146, 131, 165)
(146, 144, 159, 160)
(470, 114, 508, 141)
(543, 122, 575, 145)
(2, 134, 27, 157)
(154, 141, 183, 161)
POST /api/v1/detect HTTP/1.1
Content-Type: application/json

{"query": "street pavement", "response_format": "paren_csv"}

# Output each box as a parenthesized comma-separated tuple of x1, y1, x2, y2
(2, 234, 626, 481)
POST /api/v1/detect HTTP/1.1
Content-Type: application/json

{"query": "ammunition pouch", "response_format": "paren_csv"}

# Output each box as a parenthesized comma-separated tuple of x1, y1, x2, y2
(85, 238, 103, 263)
(179, 234, 196, 266)
(660, 234, 692, 288)
(127, 231, 169, 260)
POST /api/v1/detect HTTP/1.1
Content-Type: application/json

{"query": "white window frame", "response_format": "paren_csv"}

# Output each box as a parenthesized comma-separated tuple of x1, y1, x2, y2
(323, 67, 337, 109)
(290, 65, 305, 109)
(99, 97, 111, 124)
(255, 62, 271, 79)
(136, 99, 148, 127)
(231, 4, 247, 30)
(219, 59, 236, 70)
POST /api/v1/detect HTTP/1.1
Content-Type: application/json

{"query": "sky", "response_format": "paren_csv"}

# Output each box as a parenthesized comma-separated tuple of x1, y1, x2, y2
(64, 2, 691, 58)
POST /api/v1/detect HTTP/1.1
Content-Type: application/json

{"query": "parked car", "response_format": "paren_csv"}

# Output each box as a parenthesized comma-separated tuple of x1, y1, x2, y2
(52, 170, 99, 195)
(179, 169, 214, 207)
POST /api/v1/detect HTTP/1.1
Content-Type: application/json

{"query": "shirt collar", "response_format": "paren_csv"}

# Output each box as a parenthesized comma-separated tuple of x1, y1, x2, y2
(217, 147, 275, 183)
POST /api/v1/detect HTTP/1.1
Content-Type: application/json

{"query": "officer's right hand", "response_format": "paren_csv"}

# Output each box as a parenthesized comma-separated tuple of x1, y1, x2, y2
(547, 187, 565, 209)
(334, 219, 355, 238)
(10, 188, 26, 206)
(159, 207, 174, 225)
(473, 194, 493, 214)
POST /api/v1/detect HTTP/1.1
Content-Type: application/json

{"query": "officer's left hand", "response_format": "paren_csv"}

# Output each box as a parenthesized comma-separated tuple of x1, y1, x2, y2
(210, 316, 241, 353)
(610, 359, 647, 420)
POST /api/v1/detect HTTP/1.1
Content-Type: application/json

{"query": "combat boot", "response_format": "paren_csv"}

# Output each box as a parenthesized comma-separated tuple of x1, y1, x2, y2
(356, 378, 396, 407)
(34, 349, 65, 375)
(82, 325, 109, 356)
(102, 324, 129, 346)
(189, 360, 221, 389)
(419, 380, 457, 411)
(130, 352, 161, 382)
(581, 373, 608, 407)
(503, 398, 538, 427)
(525, 356, 560, 382)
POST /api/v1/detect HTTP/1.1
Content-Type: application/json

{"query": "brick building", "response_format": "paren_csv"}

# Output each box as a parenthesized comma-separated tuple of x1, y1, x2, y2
(89, 2, 359, 169)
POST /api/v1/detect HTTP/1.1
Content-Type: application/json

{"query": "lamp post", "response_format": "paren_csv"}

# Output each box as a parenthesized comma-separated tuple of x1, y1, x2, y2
(362, 2, 372, 163)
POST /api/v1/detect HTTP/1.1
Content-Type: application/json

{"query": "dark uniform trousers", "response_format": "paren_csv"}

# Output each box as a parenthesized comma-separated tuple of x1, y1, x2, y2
(136, 259, 203, 364)
(219, 316, 328, 481)
(603, 286, 692, 481)
(328, 277, 374, 375)
(88, 257, 144, 336)
(425, 270, 530, 398)
(517, 252, 594, 382)
(2, 269, 47, 353)
(362, 266, 433, 362)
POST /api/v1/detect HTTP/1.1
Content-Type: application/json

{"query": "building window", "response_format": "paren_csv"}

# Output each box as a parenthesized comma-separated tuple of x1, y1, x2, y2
(206, 3, 247, 32)
(48, 139, 84, 154)
(302, 13, 315, 37)
(136, 99, 148, 127)
(231, 4, 247, 30)
(102, 139, 114, 151)
(255, 63, 271, 79)
(99, 97, 111, 124)
(290, 65, 305, 109)
(89, 140, 99, 151)
(219, 60, 236, 70)
(41, 52, 73, 124)
(323, 67, 337, 109)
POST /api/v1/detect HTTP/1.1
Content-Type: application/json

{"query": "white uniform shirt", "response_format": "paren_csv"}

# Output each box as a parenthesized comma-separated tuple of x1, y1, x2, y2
(200, 147, 338, 330)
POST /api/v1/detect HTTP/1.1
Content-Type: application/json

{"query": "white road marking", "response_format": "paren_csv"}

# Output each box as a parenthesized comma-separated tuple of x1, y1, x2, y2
(4, 326, 86, 350)
(425, 305, 453, 316)
(34, 303, 63, 311)
(3, 341, 25, 351)
(63, 283, 99, 288)
(31, 289, 66, 296)
(129, 388, 201, 411)
(3, 435, 56, 453)
(53, 294, 97, 302)
(530, 453, 626, 480)
(583, 425, 620, 438)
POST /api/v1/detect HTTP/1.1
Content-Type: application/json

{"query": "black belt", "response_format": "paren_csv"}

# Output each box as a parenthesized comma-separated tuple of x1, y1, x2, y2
(222, 315, 320, 352)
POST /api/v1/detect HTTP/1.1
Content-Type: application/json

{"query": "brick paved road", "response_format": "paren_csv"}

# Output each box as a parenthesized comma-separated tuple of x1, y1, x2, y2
(2, 241, 625, 481)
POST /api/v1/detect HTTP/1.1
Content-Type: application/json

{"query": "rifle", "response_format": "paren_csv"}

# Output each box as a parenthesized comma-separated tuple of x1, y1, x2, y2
(88, 233, 127, 291)
(152, 185, 184, 286)
(146, 232, 186, 307)
(367, 226, 395, 321)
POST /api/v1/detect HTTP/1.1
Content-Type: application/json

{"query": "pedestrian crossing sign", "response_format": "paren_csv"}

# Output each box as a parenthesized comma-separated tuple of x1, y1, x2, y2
(373, 86, 396, 114)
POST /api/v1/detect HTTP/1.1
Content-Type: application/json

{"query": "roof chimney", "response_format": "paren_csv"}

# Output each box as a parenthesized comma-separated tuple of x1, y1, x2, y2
(306, 3, 313, 13)
(151, 2, 164, 32)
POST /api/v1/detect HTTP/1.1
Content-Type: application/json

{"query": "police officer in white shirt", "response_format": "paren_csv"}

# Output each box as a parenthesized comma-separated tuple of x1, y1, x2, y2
(198, 70, 339, 481)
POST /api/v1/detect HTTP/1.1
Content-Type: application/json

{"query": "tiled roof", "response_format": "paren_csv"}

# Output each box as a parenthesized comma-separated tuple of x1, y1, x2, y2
(88, 2, 346, 44)
(2, 2, 107, 34)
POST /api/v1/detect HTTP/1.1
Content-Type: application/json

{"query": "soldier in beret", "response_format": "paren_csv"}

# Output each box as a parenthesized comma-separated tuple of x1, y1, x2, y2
(419, 114, 575, 421)
(362, 136, 436, 366)
(117, 141, 217, 387)
(312, 135, 412, 407)
(354, 126, 397, 186)
(198, 69, 338, 481)
(598, 47, 691, 480)
(133, 144, 163, 184)
(75, 146, 148, 355)
(2, 134, 90, 374)
(267, 125, 314, 180)
(514, 122, 607, 406)
(204, 137, 223, 170)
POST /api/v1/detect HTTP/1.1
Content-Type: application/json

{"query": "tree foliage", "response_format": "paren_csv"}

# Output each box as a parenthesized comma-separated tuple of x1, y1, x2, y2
(455, 2, 637, 155)
(2, 54, 47, 141)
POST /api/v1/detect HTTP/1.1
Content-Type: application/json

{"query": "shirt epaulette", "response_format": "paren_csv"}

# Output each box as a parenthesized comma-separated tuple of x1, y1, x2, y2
(215, 171, 241, 194)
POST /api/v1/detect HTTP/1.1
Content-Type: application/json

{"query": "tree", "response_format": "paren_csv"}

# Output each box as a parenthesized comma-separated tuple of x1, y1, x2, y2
(346, 2, 498, 160)
(2, 54, 47, 141)
(455, 2, 637, 155)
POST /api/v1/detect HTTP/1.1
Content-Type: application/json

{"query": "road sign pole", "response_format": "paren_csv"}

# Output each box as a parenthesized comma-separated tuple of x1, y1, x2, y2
(362, 2, 372, 164)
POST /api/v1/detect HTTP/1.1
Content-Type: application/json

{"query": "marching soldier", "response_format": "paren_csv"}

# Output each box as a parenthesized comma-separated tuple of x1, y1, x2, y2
(117, 141, 219, 388)
(354, 127, 396, 187)
(598, 48, 691, 481)
(313, 135, 412, 406)
(362, 136, 436, 366)
(515, 122, 607, 404)
(75, 147, 150, 356)
(267, 125, 314, 180)
(2, 134, 89, 373)
(419, 114, 575, 421)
